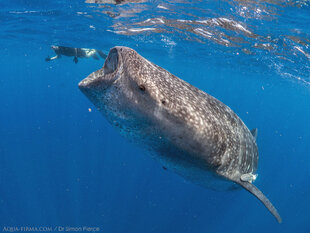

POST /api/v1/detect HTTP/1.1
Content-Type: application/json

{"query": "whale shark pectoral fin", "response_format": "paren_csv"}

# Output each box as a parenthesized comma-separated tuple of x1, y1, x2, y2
(236, 179, 282, 223)
(251, 128, 258, 140)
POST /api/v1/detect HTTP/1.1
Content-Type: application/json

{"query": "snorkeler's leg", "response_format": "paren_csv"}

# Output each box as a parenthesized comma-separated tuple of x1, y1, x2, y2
(97, 50, 107, 59)
(85, 49, 96, 58)
(92, 54, 99, 60)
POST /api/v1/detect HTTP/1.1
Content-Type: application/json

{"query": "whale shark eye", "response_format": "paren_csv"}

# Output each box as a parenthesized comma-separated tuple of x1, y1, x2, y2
(138, 84, 146, 91)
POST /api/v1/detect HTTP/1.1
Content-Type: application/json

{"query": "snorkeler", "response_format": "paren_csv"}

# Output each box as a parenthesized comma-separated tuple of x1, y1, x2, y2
(45, 45, 107, 64)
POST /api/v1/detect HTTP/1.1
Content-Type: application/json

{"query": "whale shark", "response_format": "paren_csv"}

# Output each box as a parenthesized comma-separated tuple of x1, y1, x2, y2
(78, 46, 281, 223)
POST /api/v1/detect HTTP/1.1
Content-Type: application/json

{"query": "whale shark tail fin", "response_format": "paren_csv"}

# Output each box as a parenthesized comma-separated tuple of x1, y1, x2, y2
(236, 179, 282, 223)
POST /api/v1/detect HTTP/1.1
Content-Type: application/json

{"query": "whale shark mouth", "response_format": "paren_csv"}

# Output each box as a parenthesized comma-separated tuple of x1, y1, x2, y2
(104, 48, 119, 74)
(78, 47, 120, 93)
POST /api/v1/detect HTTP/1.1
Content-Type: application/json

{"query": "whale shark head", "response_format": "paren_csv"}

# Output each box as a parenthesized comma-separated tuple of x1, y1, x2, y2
(79, 46, 161, 131)
(78, 47, 121, 93)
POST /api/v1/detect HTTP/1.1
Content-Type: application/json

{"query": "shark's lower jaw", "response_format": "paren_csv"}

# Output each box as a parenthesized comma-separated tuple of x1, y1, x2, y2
(78, 47, 122, 94)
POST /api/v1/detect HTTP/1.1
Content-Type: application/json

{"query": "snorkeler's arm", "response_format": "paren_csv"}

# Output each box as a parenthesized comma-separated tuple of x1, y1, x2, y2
(45, 55, 60, 61)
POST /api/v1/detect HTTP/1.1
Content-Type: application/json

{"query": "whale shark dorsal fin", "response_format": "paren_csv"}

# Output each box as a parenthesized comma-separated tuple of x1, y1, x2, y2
(251, 128, 258, 140)
(236, 179, 282, 223)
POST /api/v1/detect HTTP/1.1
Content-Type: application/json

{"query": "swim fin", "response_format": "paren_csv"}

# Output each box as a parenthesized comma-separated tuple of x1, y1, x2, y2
(97, 50, 107, 59)
(92, 54, 99, 60)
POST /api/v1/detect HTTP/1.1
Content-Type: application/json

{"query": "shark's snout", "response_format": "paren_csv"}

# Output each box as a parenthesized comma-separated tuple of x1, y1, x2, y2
(78, 47, 121, 93)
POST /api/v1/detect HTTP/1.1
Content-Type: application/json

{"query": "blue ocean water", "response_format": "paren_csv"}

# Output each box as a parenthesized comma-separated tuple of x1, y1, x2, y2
(0, 0, 310, 232)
